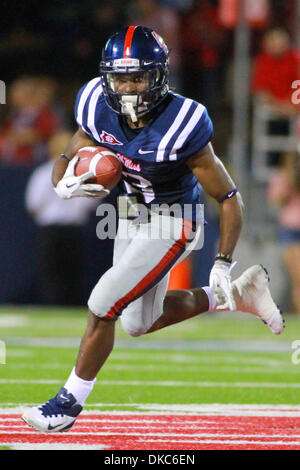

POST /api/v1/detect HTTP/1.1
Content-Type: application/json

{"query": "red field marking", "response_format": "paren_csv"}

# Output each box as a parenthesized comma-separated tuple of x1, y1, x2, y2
(1, 412, 300, 450)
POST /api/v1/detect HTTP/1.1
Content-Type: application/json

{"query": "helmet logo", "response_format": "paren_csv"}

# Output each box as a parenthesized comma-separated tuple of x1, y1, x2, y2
(151, 31, 168, 55)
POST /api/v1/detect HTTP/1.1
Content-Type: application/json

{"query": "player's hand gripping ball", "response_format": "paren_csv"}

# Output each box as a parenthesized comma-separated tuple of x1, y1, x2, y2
(74, 146, 122, 190)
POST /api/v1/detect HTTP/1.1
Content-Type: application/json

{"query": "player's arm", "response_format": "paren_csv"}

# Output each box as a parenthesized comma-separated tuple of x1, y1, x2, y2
(188, 142, 243, 257)
(188, 143, 244, 310)
(52, 127, 95, 186)
(52, 127, 109, 200)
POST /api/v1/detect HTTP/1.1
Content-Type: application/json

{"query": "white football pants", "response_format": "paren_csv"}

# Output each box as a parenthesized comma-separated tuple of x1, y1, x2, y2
(88, 213, 202, 336)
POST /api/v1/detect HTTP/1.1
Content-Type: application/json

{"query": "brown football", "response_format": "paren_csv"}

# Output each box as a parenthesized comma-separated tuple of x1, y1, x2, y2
(74, 146, 122, 190)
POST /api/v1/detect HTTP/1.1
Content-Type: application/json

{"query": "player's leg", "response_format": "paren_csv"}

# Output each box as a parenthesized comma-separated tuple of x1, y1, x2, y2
(121, 235, 215, 336)
(22, 219, 133, 432)
(79, 215, 204, 366)
(121, 280, 213, 336)
(72, 217, 138, 379)
(120, 218, 215, 336)
(120, 274, 171, 336)
(122, 264, 284, 337)
(151, 264, 284, 335)
(146, 287, 211, 333)
(22, 216, 196, 431)
(87, 215, 197, 320)
(75, 312, 115, 380)
(142, 220, 283, 335)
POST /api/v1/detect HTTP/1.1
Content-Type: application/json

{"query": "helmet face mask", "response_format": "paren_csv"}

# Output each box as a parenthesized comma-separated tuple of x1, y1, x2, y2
(99, 26, 169, 121)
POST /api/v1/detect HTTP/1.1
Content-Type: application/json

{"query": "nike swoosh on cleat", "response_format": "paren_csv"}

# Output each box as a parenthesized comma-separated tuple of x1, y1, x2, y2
(138, 149, 154, 154)
(48, 423, 64, 431)
(58, 421, 76, 432)
(59, 394, 69, 401)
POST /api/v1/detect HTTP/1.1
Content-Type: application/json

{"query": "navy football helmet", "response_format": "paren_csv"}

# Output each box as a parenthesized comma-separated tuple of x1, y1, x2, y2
(99, 26, 169, 122)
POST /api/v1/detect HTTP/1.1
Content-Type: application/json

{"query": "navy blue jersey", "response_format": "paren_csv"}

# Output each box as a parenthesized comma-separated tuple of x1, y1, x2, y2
(74, 78, 213, 221)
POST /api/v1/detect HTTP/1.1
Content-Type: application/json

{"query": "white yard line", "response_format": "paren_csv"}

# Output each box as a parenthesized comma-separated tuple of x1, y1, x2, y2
(94, 364, 298, 374)
(5, 363, 297, 374)
(0, 315, 30, 328)
(137, 438, 300, 446)
(0, 429, 300, 442)
(1, 404, 300, 416)
(1, 440, 300, 449)
(0, 380, 62, 384)
(0, 443, 108, 450)
(4, 337, 293, 352)
(170, 355, 285, 366)
(1, 378, 300, 388)
(1, 424, 300, 439)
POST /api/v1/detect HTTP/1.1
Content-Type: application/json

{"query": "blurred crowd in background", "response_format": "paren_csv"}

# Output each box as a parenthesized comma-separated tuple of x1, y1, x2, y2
(1, 0, 299, 158)
(1, 0, 300, 314)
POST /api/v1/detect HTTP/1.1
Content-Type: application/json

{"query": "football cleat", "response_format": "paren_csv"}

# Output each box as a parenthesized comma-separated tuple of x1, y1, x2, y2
(22, 387, 82, 432)
(231, 264, 284, 334)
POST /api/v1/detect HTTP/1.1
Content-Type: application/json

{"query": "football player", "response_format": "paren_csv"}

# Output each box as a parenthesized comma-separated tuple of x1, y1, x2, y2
(22, 26, 284, 432)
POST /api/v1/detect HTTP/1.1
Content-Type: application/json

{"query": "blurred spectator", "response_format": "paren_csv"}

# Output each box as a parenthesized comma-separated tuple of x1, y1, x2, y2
(25, 131, 97, 305)
(36, 76, 70, 130)
(0, 76, 61, 166)
(252, 28, 300, 116)
(180, 0, 226, 115)
(267, 150, 300, 314)
(252, 28, 300, 167)
(127, 0, 182, 93)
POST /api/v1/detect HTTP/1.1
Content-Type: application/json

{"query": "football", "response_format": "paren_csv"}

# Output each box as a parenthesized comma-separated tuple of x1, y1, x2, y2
(74, 146, 122, 190)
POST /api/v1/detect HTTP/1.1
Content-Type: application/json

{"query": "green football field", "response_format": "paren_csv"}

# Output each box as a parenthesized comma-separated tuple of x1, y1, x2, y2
(0, 305, 299, 407)
(1, 306, 300, 450)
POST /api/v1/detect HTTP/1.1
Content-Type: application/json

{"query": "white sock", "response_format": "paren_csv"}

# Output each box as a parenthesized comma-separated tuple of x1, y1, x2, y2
(64, 367, 96, 406)
(202, 286, 216, 311)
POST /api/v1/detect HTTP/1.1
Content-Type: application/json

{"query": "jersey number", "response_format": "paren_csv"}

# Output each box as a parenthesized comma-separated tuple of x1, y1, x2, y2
(122, 171, 155, 203)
